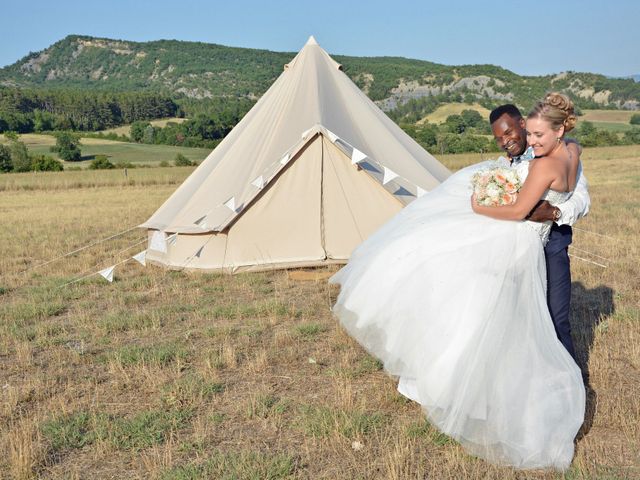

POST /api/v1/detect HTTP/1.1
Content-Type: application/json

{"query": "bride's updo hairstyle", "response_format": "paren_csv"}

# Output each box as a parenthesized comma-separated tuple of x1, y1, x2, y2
(527, 92, 577, 133)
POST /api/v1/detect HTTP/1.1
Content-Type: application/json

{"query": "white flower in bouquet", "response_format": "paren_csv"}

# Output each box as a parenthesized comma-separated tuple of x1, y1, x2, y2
(471, 163, 522, 206)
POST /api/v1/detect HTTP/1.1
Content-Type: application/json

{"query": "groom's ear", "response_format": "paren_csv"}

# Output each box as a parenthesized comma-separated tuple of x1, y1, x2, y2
(518, 117, 526, 130)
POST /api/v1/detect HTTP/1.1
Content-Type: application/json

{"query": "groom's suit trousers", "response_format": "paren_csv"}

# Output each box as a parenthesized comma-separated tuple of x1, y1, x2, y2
(544, 224, 576, 360)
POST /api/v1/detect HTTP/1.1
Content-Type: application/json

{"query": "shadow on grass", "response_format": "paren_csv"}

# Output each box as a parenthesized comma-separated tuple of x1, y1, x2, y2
(571, 281, 615, 440)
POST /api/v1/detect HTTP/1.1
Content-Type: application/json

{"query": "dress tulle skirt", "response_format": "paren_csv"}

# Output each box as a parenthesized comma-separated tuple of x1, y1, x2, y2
(330, 162, 585, 470)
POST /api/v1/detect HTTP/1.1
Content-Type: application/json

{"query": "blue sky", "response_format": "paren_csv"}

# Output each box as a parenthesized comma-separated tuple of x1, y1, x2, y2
(2, 0, 638, 78)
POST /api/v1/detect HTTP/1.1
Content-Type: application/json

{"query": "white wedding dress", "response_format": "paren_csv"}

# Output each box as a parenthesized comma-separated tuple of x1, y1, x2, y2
(330, 160, 585, 470)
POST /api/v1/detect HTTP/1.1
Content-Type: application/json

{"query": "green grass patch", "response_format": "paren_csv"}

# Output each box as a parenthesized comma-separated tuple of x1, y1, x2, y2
(42, 409, 193, 453)
(97, 311, 157, 334)
(207, 299, 291, 320)
(41, 412, 94, 451)
(162, 375, 225, 408)
(100, 409, 193, 451)
(18, 134, 211, 167)
(294, 322, 327, 338)
(110, 342, 189, 367)
(204, 326, 240, 338)
(160, 450, 298, 480)
(297, 405, 386, 439)
(247, 395, 288, 419)
(1, 301, 66, 325)
(405, 420, 454, 446)
(208, 412, 227, 425)
(590, 121, 633, 133)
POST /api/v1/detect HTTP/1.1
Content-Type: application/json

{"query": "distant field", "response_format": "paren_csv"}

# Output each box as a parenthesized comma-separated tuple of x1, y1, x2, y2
(418, 103, 492, 125)
(589, 122, 633, 133)
(0, 166, 194, 192)
(1, 134, 211, 167)
(0, 145, 638, 478)
(100, 117, 188, 136)
(581, 109, 637, 123)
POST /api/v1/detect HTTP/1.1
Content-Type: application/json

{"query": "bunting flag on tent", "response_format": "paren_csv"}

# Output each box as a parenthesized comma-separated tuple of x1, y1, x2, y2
(194, 215, 207, 226)
(416, 186, 427, 197)
(280, 153, 291, 165)
(98, 266, 115, 283)
(251, 175, 265, 189)
(166, 233, 178, 246)
(382, 167, 399, 185)
(327, 130, 339, 143)
(132, 250, 147, 266)
(351, 147, 368, 165)
(224, 197, 236, 212)
(301, 127, 314, 139)
(194, 246, 204, 258)
(149, 230, 167, 253)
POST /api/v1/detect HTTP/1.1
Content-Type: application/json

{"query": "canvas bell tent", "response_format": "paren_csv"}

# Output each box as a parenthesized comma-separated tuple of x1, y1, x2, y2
(141, 36, 451, 273)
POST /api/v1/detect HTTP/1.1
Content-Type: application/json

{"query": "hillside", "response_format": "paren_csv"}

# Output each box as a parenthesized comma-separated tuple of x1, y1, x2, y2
(1, 35, 639, 113)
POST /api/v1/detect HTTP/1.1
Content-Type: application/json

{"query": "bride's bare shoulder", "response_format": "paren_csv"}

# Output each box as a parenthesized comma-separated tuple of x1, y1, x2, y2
(529, 156, 557, 171)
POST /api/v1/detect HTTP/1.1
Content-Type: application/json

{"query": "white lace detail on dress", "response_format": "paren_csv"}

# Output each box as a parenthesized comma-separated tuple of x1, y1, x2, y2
(515, 161, 573, 244)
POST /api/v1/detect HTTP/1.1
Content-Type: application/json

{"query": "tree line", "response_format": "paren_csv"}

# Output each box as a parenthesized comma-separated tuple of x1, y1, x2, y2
(0, 87, 178, 132)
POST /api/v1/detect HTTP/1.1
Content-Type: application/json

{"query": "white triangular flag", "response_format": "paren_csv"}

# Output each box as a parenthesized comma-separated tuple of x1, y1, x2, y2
(149, 230, 167, 253)
(132, 250, 146, 266)
(382, 167, 399, 185)
(194, 215, 208, 229)
(301, 127, 313, 139)
(224, 197, 236, 212)
(279, 153, 291, 165)
(166, 233, 178, 246)
(251, 175, 265, 189)
(194, 246, 204, 258)
(416, 186, 427, 197)
(327, 130, 339, 143)
(351, 147, 368, 165)
(98, 266, 115, 283)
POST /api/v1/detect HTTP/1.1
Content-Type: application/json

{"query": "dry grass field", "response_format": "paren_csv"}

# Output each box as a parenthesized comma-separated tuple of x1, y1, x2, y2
(99, 118, 188, 137)
(581, 110, 636, 124)
(0, 145, 638, 479)
(417, 103, 492, 125)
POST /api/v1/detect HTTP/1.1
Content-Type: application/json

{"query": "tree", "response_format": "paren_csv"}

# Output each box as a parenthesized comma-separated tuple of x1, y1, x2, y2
(33, 110, 54, 132)
(142, 124, 156, 144)
(54, 132, 82, 161)
(9, 140, 31, 172)
(31, 155, 63, 172)
(623, 128, 640, 144)
(461, 109, 484, 129)
(630, 113, 640, 125)
(445, 114, 466, 134)
(0, 145, 12, 172)
(174, 153, 194, 166)
(130, 121, 151, 142)
(578, 121, 597, 137)
(89, 155, 115, 169)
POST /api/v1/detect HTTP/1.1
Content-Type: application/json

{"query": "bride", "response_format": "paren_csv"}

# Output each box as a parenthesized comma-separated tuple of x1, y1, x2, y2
(330, 93, 585, 470)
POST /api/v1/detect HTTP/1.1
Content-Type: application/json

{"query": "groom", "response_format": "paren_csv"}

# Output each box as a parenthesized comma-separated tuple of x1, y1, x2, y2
(489, 104, 591, 360)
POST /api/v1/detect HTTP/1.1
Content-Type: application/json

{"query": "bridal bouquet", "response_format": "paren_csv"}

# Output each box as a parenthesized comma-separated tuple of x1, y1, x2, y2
(471, 164, 521, 206)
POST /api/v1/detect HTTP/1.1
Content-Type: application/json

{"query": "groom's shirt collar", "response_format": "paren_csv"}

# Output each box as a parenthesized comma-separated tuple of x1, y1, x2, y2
(510, 146, 535, 165)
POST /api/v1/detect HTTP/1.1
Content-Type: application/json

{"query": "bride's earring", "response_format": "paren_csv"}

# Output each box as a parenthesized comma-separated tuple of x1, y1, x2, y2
(556, 137, 561, 143)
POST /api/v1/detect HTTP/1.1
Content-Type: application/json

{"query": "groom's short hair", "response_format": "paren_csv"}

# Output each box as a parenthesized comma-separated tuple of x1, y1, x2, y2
(489, 104, 523, 124)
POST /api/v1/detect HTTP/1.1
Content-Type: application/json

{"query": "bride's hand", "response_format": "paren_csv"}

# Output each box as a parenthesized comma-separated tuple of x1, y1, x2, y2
(471, 193, 480, 213)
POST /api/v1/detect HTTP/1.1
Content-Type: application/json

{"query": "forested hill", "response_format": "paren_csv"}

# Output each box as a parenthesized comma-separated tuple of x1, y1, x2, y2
(1, 35, 639, 114)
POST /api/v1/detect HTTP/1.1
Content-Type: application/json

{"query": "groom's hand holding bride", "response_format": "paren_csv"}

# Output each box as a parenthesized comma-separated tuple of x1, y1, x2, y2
(526, 200, 560, 222)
